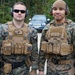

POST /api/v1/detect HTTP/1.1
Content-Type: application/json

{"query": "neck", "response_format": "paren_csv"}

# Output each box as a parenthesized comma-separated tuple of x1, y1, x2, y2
(55, 18, 66, 25)
(12, 20, 24, 28)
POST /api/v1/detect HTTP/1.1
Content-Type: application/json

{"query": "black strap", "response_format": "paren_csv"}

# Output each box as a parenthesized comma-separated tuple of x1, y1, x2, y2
(11, 60, 25, 69)
(3, 59, 25, 69)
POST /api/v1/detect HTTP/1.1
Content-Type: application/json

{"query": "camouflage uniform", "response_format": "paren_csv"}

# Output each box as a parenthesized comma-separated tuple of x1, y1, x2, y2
(0, 25, 4, 74)
(0, 22, 38, 75)
(39, 19, 75, 75)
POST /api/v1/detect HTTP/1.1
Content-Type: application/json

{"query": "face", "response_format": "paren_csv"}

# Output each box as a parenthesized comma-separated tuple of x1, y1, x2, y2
(52, 7, 65, 22)
(13, 4, 26, 21)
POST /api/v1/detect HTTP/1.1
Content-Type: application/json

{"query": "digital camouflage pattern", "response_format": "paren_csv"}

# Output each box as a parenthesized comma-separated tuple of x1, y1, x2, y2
(39, 19, 75, 75)
(0, 22, 38, 75)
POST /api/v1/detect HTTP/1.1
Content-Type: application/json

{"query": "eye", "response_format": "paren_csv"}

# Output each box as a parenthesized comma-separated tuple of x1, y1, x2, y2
(53, 7, 57, 10)
(59, 7, 64, 10)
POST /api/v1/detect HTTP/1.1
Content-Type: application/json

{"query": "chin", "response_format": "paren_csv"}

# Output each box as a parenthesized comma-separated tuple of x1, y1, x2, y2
(56, 19, 61, 21)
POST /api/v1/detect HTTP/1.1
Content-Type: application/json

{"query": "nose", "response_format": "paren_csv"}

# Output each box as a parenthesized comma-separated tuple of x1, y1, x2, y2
(56, 9, 60, 13)
(18, 11, 21, 14)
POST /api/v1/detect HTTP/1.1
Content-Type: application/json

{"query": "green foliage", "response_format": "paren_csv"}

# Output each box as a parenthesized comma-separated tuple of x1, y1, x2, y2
(0, 0, 75, 23)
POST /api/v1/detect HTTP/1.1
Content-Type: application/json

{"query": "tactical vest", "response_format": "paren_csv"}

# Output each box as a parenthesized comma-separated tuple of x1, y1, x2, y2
(1, 22, 32, 55)
(41, 20, 73, 55)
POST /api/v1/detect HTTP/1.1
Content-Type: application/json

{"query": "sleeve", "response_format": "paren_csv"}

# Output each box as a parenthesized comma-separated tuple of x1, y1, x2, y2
(0, 24, 4, 69)
(1, 24, 8, 40)
(66, 22, 75, 59)
(70, 22, 75, 60)
(0, 24, 7, 68)
(70, 22, 75, 69)
(0, 24, 3, 48)
(38, 26, 49, 71)
(29, 28, 38, 70)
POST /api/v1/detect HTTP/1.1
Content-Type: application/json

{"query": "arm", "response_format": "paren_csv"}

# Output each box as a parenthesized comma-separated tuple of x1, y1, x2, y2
(0, 24, 8, 69)
(39, 25, 49, 75)
(0, 24, 4, 69)
(70, 22, 75, 75)
(70, 22, 75, 71)
(29, 28, 38, 74)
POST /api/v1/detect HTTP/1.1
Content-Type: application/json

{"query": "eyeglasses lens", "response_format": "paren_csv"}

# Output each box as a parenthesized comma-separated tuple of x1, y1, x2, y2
(13, 9, 26, 13)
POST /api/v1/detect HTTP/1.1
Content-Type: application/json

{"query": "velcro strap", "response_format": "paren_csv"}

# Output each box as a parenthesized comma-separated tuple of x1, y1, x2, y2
(51, 33, 60, 37)
(58, 59, 72, 64)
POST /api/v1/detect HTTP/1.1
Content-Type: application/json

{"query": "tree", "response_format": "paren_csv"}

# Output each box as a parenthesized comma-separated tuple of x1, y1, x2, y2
(65, 0, 75, 21)
(0, 0, 75, 23)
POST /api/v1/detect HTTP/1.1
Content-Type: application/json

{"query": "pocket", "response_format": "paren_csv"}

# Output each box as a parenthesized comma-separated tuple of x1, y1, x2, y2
(17, 44, 22, 54)
(24, 43, 32, 54)
(53, 43, 60, 54)
(4, 63, 12, 74)
(47, 43, 53, 53)
(60, 43, 73, 55)
(1, 43, 12, 55)
(41, 41, 47, 52)
(12, 43, 22, 54)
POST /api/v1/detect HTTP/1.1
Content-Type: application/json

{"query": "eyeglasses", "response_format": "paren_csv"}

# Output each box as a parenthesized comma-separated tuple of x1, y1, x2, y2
(13, 9, 26, 14)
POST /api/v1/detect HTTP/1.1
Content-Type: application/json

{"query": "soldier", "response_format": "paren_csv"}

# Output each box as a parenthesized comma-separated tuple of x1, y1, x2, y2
(39, 0, 75, 75)
(0, 2, 38, 75)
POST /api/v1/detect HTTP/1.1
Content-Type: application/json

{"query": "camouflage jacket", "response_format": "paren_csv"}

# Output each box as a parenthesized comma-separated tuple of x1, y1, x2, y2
(39, 19, 75, 71)
(0, 22, 38, 70)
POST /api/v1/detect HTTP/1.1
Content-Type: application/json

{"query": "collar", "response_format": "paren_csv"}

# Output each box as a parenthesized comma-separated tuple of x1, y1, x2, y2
(50, 19, 72, 26)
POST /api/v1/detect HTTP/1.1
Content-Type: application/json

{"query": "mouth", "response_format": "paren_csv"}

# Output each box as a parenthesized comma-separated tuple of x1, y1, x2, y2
(17, 16, 22, 18)
(55, 14, 61, 18)
(56, 13, 60, 16)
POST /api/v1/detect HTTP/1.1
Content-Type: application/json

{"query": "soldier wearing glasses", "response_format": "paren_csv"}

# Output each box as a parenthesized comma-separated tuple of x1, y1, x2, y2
(0, 2, 38, 75)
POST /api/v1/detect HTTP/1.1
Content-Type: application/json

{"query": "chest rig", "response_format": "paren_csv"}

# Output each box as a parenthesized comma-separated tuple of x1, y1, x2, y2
(41, 21, 73, 55)
(1, 22, 32, 55)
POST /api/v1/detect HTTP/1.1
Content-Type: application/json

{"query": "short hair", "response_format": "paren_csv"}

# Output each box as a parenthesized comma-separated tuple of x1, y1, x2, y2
(12, 2, 26, 10)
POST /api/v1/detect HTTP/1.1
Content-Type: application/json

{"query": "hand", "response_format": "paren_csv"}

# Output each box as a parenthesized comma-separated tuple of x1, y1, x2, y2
(29, 70, 36, 75)
(3, 63, 12, 74)
(39, 71, 44, 75)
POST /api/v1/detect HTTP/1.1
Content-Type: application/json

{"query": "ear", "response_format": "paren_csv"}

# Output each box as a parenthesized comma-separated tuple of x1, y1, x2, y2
(50, 5, 53, 15)
(65, 5, 70, 15)
(25, 10, 28, 18)
(10, 8, 13, 17)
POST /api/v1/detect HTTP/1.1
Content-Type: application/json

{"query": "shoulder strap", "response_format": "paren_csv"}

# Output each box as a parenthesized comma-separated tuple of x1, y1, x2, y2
(7, 21, 15, 32)
(22, 23, 29, 33)
(66, 19, 72, 24)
